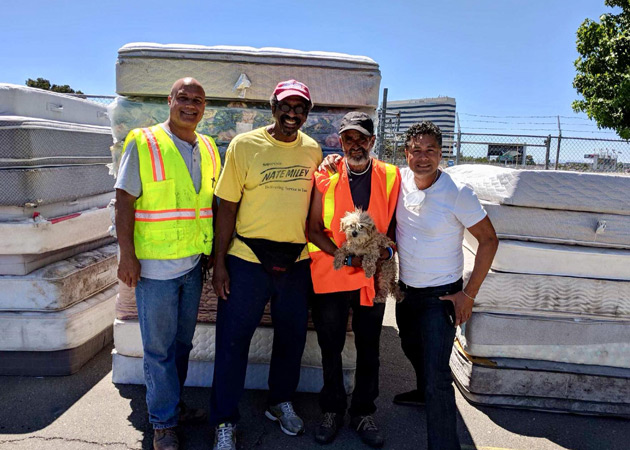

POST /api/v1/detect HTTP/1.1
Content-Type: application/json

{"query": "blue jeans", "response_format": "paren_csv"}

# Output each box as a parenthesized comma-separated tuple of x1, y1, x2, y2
(135, 261, 202, 429)
(209, 255, 310, 426)
(395, 279, 463, 450)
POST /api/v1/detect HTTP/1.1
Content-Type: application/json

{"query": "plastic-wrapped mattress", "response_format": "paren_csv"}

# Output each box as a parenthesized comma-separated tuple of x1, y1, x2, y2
(463, 247, 630, 319)
(450, 342, 630, 417)
(113, 319, 356, 393)
(115, 318, 355, 369)
(464, 231, 630, 281)
(0, 116, 112, 167)
(108, 97, 360, 172)
(116, 43, 381, 108)
(0, 207, 112, 255)
(0, 243, 117, 311)
(481, 200, 630, 249)
(0, 284, 116, 351)
(0, 83, 110, 127)
(445, 164, 630, 215)
(457, 311, 630, 368)
(0, 164, 114, 206)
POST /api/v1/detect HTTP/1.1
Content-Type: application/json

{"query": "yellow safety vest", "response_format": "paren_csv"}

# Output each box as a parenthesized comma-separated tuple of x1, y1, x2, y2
(122, 125, 221, 260)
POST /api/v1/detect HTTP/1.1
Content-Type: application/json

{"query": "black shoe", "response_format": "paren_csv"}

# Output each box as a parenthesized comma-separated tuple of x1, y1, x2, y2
(315, 412, 344, 445)
(393, 389, 426, 407)
(350, 415, 384, 448)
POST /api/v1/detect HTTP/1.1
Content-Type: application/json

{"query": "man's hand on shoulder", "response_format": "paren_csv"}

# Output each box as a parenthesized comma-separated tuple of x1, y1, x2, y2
(439, 291, 474, 327)
(318, 153, 342, 173)
(118, 252, 141, 288)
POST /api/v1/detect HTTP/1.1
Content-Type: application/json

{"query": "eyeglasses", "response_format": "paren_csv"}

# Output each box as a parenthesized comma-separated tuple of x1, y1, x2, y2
(277, 102, 307, 115)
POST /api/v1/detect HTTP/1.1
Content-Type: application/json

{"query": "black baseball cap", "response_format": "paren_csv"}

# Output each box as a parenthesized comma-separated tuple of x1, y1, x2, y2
(339, 111, 374, 136)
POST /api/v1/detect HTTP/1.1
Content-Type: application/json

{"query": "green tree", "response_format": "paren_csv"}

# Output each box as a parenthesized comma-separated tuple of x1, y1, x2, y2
(26, 77, 83, 95)
(573, 1, 630, 139)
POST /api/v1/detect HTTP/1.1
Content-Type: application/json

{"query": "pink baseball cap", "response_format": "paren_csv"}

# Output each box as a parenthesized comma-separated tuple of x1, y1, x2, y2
(273, 79, 311, 102)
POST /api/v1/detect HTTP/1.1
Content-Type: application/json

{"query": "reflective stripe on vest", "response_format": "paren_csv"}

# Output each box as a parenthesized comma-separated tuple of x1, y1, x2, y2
(135, 208, 214, 222)
(307, 170, 340, 254)
(140, 128, 166, 182)
(197, 133, 218, 181)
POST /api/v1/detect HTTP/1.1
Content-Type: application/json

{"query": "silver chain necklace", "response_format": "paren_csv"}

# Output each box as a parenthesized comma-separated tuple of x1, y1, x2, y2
(346, 158, 372, 178)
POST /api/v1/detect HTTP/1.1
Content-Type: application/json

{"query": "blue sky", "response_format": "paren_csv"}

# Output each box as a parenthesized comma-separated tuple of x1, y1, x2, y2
(0, 0, 621, 138)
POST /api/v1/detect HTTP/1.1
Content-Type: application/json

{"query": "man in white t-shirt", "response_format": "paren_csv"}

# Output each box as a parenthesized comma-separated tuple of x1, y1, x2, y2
(394, 121, 498, 450)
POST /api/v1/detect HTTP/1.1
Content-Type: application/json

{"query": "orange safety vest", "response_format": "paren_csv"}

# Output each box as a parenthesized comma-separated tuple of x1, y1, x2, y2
(308, 158, 400, 306)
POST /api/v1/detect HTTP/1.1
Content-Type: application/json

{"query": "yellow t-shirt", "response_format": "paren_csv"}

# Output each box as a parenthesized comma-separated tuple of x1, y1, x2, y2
(215, 126, 323, 263)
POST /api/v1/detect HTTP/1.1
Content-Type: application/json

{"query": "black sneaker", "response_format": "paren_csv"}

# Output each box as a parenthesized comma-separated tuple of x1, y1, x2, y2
(393, 389, 426, 407)
(314, 412, 344, 445)
(350, 415, 384, 448)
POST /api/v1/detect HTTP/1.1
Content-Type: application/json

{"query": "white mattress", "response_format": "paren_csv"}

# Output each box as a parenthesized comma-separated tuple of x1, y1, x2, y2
(450, 344, 630, 404)
(0, 243, 117, 311)
(0, 207, 111, 255)
(450, 344, 630, 417)
(0, 116, 112, 167)
(482, 201, 630, 249)
(446, 164, 630, 215)
(114, 319, 356, 369)
(0, 164, 115, 207)
(464, 231, 630, 280)
(116, 43, 381, 107)
(112, 351, 355, 394)
(463, 247, 630, 319)
(0, 285, 116, 351)
(0, 237, 115, 276)
(0, 192, 114, 221)
(457, 311, 630, 368)
(0, 83, 110, 127)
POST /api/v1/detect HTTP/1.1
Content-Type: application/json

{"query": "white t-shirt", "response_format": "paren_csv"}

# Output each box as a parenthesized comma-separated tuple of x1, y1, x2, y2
(396, 168, 486, 288)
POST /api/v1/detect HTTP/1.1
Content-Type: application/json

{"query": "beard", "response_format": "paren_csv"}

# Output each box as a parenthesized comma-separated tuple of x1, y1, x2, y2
(346, 148, 370, 166)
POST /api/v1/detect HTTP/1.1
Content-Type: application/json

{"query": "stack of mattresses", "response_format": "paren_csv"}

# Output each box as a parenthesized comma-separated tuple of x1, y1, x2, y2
(0, 84, 117, 375)
(445, 164, 630, 417)
(112, 278, 357, 393)
(110, 42, 377, 392)
(109, 42, 381, 171)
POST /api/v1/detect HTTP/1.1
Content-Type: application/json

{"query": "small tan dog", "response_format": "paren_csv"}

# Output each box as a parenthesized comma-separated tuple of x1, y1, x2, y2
(333, 209, 403, 303)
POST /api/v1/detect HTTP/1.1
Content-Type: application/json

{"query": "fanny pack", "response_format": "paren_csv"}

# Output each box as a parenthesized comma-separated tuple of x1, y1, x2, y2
(236, 234, 306, 274)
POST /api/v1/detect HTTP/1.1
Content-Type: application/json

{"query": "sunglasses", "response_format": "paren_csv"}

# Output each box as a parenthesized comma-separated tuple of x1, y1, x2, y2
(277, 102, 307, 115)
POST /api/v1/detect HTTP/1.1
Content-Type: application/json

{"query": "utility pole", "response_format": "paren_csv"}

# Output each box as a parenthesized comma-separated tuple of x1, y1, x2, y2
(554, 115, 562, 170)
(376, 88, 388, 159)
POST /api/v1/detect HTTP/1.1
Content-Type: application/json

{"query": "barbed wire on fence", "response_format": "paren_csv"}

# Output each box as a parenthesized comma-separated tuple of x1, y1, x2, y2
(376, 107, 630, 174)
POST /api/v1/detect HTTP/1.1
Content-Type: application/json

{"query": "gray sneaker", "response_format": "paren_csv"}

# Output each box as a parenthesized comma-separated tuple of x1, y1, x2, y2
(265, 401, 305, 436)
(213, 423, 236, 450)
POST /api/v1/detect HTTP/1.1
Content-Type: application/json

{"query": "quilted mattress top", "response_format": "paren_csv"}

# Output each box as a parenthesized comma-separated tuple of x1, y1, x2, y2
(118, 43, 378, 68)
(445, 164, 630, 215)
(0, 84, 110, 127)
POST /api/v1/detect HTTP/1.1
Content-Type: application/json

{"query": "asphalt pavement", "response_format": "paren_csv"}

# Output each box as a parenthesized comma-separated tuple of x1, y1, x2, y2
(1, 300, 629, 450)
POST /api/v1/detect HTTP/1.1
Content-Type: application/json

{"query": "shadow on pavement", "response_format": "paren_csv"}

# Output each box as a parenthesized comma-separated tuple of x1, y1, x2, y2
(111, 325, 476, 450)
(0, 342, 114, 434)
(470, 402, 630, 450)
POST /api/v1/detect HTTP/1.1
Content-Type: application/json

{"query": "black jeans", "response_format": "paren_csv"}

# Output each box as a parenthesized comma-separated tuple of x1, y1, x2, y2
(312, 290, 386, 417)
(209, 256, 310, 426)
(396, 279, 463, 450)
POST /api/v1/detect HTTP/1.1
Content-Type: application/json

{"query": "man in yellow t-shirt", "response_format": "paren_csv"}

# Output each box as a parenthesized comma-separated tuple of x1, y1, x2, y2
(209, 80, 322, 449)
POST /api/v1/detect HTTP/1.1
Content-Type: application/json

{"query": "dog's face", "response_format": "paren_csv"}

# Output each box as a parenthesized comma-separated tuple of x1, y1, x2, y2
(340, 209, 376, 246)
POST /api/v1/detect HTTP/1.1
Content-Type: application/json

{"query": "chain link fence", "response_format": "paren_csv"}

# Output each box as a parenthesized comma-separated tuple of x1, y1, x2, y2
(376, 110, 630, 174)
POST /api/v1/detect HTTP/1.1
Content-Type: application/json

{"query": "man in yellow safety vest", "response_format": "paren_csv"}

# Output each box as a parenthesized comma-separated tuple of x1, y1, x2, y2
(115, 77, 221, 450)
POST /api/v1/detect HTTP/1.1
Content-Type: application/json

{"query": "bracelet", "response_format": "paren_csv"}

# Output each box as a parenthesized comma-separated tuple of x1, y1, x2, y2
(461, 289, 476, 301)
(386, 246, 394, 260)
(345, 255, 353, 266)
